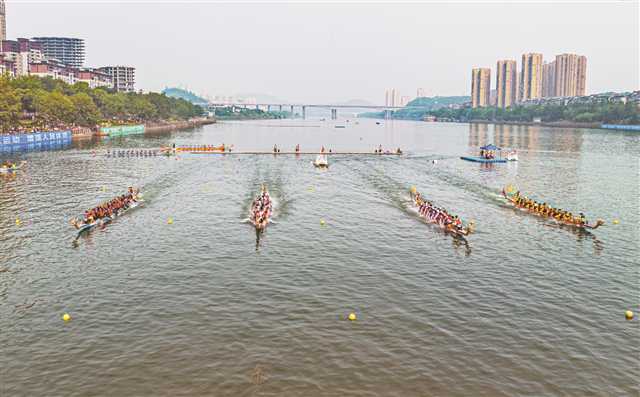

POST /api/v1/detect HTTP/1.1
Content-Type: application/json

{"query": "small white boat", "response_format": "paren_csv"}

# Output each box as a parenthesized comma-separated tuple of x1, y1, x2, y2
(506, 151, 518, 161)
(313, 154, 328, 168)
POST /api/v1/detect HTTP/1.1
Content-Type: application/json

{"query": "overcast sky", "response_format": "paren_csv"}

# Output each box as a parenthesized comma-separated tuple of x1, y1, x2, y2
(7, 0, 639, 103)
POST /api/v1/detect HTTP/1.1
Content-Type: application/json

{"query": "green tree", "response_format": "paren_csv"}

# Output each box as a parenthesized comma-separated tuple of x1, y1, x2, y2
(70, 92, 102, 126)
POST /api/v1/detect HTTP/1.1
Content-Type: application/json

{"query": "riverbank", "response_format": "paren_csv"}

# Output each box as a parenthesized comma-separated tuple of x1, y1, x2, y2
(213, 107, 290, 120)
(467, 120, 640, 131)
(144, 117, 216, 134)
(468, 120, 601, 129)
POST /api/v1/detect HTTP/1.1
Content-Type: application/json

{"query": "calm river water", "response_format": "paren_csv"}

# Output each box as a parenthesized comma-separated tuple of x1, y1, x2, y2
(1, 119, 638, 396)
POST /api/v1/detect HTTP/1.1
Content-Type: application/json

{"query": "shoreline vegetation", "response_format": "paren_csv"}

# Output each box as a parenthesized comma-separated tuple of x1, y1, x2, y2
(0, 75, 205, 135)
(360, 96, 640, 127)
(212, 107, 291, 120)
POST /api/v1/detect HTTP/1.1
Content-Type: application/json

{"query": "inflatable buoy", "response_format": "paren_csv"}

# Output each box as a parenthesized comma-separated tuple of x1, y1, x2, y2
(15, 218, 21, 226)
(613, 219, 620, 225)
(320, 219, 326, 226)
(348, 313, 357, 321)
(410, 186, 417, 194)
(626, 310, 634, 320)
(167, 217, 174, 224)
(62, 313, 71, 322)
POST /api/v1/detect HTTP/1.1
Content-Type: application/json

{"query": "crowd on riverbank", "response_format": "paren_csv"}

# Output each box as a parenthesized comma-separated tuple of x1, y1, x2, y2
(4, 124, 74, 135)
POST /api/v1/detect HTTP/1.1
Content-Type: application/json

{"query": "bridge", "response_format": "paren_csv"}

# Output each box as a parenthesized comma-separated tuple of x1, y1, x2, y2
(206, 102, 408, 120)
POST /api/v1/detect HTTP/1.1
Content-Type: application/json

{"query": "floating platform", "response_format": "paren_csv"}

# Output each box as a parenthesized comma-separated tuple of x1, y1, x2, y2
(460, 156, 507, 163)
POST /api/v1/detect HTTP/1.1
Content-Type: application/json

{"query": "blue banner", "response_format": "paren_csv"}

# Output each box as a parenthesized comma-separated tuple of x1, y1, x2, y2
(601, 124, 640, 132)
(0, 131, 71, 152)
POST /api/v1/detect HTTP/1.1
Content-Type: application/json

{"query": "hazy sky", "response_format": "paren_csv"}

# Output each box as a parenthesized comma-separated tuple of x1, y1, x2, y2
(8, 1, 639, 103)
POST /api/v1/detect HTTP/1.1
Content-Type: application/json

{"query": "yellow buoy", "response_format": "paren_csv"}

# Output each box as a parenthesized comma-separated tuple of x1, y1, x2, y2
(320, 219, 326, 226)
(410, 186, 417, 194)
(348, 313, 357, 321)
(613, 219, 620, 225)
(626, 310, 634, 320)
(167, 217, 174, 224)
(15, 218, 21, 226)
(62, 313, 71, 322)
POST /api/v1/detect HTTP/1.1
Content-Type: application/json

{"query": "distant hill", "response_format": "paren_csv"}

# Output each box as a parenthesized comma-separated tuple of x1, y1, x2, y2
(406, 96, 470, 109)
(360, 95, 471, 120)
(162, 88, 208, 106)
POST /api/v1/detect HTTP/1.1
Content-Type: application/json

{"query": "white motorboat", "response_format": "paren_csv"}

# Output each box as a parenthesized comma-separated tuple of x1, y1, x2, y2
(313, 154, 328, 168)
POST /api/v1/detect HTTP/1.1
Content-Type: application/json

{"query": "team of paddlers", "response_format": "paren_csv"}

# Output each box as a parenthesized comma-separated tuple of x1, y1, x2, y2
(72, 187, 140, 228)
(503, 188, 602, 228)
(107, 149, 158, 157)
(1, 160, 18, 169)
(250, 186, 272, 229)
(413, 191, 471, 235)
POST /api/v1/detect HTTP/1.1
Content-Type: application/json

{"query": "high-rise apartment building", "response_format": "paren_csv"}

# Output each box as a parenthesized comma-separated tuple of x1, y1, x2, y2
(542, 61, 556, 97)
(554, 53, 587, 97)
(385, 88, 401, 107)
(495, 60, 517, 108)
(519, 53, 543, 102)
(0, 0, 6, 42)
(31, 37, 85, 68)
(471, 68, 491, 108)
(99, 65, 135, 92)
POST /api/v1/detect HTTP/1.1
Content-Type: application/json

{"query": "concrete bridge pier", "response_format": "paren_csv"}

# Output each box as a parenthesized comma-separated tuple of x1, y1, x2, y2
(279, 105, 283, 112)
(255, 104, 260, 110)
(267, 105, 272, 112)
(331, 109, 338, 120)
(384, 109, 392, 120)
(302, 106, 307, 120)
(290, 105, 294, 115)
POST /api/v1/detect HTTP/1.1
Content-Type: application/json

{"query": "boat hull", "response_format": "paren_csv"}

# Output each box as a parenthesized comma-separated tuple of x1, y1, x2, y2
(74, 200, 143, 235)
(410, 192, 471, 238)
(461, 156, 507, 163)
(502, 194, 602, 231)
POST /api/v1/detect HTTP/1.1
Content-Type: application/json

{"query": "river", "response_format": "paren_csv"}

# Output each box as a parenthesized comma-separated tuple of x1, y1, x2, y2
(1, 119, 638, 396)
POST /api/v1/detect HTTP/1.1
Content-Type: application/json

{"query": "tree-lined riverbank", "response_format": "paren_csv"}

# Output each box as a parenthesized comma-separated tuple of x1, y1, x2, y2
(0, 75, 204, 133)
(361, 96, 640, 126)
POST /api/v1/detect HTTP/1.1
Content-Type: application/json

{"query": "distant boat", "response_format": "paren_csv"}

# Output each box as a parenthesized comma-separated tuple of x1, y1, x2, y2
(376, 121, 381, 125)
(461, 143, 507, 163)
(313, 154, 329, 168)
(335, 125, 346, 129)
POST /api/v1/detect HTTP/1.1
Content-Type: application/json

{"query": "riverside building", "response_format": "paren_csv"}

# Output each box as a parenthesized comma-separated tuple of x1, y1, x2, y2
(99, 65, 136, 92)
(0, 0, 6, 42)
(554, 53, 587, 97)
(519, 53, 543, 102)
(471, 68, 491, 108)
(31, 37, 85, 68)
(495, 59, 517, 108)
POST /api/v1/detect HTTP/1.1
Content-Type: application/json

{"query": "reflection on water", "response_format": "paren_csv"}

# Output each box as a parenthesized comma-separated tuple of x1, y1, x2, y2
(469, 122, 585, 153)
(1, 119, 638, 396)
